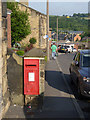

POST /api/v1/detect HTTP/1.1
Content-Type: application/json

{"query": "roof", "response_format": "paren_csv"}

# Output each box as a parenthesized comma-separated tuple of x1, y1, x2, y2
(68, 31, 84, 34)
(23, 48, 45, 57)
(18, 2, 46, 17)
(80, 49, 90, 54)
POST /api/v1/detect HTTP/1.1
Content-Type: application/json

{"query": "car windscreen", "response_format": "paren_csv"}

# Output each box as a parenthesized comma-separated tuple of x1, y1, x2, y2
(81, 54, 90, 67)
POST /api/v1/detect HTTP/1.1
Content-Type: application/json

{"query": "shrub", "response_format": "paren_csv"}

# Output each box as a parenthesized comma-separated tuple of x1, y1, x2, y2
(45, 56, 47, 62)
(16, 50, 24, 56)
(29, 38, 36, 44)
(24, 44, 33, 53)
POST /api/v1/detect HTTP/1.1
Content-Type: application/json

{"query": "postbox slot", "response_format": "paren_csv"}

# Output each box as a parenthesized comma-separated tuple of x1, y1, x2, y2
(26, 65, 36, 66)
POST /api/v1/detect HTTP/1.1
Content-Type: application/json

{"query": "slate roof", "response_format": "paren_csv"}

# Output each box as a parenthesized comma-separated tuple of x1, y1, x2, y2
(68, 31, 84, 34)
(23, 48, 45, 57)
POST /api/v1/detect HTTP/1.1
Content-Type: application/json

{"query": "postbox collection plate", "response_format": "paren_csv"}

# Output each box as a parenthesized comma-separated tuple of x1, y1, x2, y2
(24, 58, 39, 95)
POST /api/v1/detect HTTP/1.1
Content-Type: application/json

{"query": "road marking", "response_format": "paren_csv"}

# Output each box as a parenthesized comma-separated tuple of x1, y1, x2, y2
(56, 58, 85, 120)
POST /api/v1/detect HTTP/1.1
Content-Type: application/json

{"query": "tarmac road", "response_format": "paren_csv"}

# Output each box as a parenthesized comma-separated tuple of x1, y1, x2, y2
(57, 52, 90, 120)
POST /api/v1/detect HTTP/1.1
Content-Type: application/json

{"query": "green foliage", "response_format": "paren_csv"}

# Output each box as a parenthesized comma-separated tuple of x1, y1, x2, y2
(29, 38, 36, 44)
(52, 39, 57, 41)
(16, 50, 24, 56)
(80, 32, 88, 39)
(7, 2, 31, 44)
(45, 56, 47, 62)
(76, 38, 79, 42)
(73, 13, 88, 17)
(49, 14, 88, 34)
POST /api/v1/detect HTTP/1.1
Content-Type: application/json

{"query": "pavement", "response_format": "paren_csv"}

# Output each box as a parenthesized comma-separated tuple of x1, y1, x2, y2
(2, 56, 85, 119)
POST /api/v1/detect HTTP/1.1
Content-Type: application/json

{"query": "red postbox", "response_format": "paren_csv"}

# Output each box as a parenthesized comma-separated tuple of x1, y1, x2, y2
(24, 58, 39, 95)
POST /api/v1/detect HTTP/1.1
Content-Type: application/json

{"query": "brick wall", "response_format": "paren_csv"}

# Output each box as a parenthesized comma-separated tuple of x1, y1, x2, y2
(18, 2, 47, 49)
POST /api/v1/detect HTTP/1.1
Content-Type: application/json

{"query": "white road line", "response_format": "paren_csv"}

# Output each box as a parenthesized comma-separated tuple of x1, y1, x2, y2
(56, 58, 85, 120)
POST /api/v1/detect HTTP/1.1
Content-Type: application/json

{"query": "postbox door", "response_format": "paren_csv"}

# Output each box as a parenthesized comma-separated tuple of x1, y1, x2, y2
(24, 59, 39, 95)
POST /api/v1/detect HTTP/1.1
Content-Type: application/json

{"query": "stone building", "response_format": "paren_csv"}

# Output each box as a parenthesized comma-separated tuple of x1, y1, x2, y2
(18, 1, 47, 49)
(0, 1, 10, 119)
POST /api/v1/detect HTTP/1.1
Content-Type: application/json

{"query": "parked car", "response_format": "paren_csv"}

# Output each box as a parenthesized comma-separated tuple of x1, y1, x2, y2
(72, 48, 77, 52)
(65, 45, 73, 53)
(69, 50, 90, 98)
(58, 45, 68, 53)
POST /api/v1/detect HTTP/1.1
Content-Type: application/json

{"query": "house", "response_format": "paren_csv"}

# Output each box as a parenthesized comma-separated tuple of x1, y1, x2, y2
(74, 34, 81, 42)
(67, 31, 83, 41)
(68, 31, 84, 35)
(18, 1, 47, 49)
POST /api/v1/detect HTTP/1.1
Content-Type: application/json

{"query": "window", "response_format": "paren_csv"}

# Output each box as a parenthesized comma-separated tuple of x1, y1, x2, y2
(81, 54, 90, 67)
(2, 2, 7, 17)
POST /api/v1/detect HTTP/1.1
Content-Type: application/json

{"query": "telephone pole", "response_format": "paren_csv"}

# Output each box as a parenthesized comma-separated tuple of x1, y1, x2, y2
(47, 0, 49, 61)
(57, 16, 58, 45)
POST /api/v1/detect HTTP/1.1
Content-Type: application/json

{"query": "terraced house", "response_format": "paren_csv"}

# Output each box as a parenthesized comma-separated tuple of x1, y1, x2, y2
(15, 0, 47, 49)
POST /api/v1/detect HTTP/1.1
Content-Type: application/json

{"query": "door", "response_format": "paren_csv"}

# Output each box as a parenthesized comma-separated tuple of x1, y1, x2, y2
(71, 52, 80, 85)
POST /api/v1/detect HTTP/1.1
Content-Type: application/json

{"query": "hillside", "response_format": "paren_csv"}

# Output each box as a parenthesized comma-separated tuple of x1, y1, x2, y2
(49, 14, 88, 33)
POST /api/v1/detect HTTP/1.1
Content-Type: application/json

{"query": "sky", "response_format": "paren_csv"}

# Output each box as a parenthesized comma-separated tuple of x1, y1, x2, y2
(14, 0, 89, 16)
(29, 1, 89, 16)
(15, 0, 89, 2)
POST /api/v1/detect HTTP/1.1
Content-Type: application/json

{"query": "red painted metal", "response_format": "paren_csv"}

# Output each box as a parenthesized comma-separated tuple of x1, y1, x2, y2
(24, 59, 39, 95)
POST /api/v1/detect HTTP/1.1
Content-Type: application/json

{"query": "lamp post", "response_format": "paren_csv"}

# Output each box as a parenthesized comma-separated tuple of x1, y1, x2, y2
(47, 0, 49, 61)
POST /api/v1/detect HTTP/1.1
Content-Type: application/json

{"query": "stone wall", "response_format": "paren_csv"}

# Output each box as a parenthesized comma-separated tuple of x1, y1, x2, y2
(0, 0, 3, 119)
(7, 49, 45, 106)
(18, 2, 47, 49)
(7, 50, 24, 105)
(0, 1, 10, 119)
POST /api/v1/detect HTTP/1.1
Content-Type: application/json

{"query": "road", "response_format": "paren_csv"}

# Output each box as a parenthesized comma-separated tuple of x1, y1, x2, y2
(57, 53, 90, 120)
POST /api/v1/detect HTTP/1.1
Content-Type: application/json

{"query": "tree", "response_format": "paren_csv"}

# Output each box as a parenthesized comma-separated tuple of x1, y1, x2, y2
(7, 2, 31, 45)
(49, 15, 88, 34)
